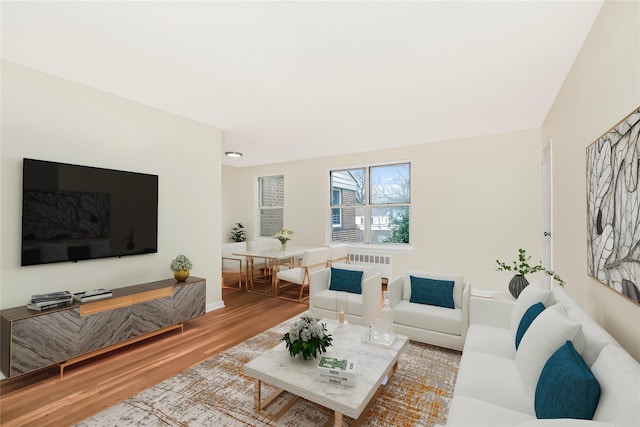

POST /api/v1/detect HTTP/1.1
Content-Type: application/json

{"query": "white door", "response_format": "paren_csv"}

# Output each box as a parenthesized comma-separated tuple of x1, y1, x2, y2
(542, 142, 553, 286)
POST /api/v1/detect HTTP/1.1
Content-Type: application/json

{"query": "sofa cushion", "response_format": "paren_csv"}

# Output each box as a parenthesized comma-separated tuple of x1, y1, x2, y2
(510, 284, 552, 339)
(329, 267, 363, 294)
(409, 276, 455, 309)
(515, 302, 545, 349)
(447, 395, 535, 427)
(311, 289, 364, 317)
(454, 350, 535, 415)
(535, 340, 600, 420)
(516, 304, 586, 396)
(591, 344, 640, 426)
(393, 300, 462, 336)
(404, 271, 464, 308)
(463, 324, 516, 359)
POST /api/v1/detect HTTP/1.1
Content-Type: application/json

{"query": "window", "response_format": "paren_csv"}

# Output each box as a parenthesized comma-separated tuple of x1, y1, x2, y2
(258, 175, 284, 237)
(330, 162, 410, 244)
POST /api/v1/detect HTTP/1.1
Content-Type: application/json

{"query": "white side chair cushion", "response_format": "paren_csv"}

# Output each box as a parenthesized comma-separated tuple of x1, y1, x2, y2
(312, 289, 364, 317)
(510, 285, 552, 339)
(591, 344, 640, 426)
(516, 303, 586, 396)
(403, 271, 464, 308)
(393, 300, 462, 336)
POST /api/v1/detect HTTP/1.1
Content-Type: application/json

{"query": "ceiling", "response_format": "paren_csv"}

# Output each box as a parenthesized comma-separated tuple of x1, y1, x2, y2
(1, 1, 604, 167)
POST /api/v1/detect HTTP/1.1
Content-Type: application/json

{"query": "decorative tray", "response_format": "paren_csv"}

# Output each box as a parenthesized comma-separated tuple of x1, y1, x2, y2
(361, 333, 396, 348)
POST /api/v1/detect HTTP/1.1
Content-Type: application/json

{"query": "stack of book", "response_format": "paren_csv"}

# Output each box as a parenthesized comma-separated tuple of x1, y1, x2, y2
(73, 288, 113, 303)
(28, 291, 73, 311)
(316, 356, 357, 386)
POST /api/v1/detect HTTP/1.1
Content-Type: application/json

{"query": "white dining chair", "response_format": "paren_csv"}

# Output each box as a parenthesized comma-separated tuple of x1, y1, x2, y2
(275, 247, 329, 302)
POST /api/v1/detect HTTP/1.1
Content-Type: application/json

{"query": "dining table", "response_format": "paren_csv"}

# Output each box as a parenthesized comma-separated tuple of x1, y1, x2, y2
(232, 247, 312, 296)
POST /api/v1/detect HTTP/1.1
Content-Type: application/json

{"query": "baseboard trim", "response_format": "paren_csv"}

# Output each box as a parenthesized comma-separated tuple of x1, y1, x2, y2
(206, 300, 225, 312)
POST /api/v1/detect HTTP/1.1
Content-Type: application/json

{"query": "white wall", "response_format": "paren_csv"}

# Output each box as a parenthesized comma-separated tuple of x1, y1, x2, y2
(1, 61, 223, 310)
(542, 0, 640, 360)
(223, 127, 546, 292)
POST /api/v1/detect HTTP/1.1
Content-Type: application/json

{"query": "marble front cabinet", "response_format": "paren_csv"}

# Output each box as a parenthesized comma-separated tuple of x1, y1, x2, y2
(0, 276, 206, 378)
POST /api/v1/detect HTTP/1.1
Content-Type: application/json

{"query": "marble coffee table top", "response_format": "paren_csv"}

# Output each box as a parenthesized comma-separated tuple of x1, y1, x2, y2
(243, 318, 409, 419)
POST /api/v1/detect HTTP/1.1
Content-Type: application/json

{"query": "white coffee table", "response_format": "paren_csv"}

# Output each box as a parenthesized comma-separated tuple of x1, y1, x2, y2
(243, 318, 409, 426)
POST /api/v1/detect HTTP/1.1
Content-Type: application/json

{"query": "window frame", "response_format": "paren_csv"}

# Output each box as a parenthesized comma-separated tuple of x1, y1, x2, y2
(257, 174, 284, 238)
(329, 161, 412, 248)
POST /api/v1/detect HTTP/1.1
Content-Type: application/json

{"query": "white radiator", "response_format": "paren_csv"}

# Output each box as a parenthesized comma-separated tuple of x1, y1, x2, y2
(348, 248, 393, 281)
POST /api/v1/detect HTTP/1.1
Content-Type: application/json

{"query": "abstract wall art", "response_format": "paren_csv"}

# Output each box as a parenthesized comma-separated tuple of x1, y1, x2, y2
(586, 107, 640, 304)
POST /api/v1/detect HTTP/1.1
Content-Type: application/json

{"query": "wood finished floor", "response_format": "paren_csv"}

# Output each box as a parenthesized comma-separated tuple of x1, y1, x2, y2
(0, 283, 308, 427)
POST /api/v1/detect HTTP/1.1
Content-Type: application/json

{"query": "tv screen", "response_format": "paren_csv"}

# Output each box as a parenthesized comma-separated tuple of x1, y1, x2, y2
(21, 158, 158, 266)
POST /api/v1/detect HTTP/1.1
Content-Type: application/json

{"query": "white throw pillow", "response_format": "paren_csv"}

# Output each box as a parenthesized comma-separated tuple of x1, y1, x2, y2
(510, 284, 552, 339)
(515, 303, 585, 396)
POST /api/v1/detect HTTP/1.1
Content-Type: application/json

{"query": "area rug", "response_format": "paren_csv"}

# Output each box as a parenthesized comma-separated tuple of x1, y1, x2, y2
(76, 315, 461, 426)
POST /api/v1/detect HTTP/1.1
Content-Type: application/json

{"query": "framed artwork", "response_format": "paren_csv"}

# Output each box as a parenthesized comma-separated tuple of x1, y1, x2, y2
(586, 107, 640, 304)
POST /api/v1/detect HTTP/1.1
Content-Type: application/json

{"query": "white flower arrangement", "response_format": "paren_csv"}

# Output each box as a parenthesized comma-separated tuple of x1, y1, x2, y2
(170, 254, 193, 272)
(273, 228, 293, 245)
(282, 313, 333, 359)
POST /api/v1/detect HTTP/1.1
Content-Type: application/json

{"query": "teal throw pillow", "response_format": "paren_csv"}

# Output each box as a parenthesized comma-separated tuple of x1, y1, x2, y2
(515, 302, 545, 350)
(535, 340, 601, 420)
(328, 268, 363, 294)
(409, 276, 455, 309)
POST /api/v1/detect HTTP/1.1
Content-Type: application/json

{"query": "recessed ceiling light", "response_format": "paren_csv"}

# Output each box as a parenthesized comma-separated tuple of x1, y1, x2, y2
(225, 151, 243, 158)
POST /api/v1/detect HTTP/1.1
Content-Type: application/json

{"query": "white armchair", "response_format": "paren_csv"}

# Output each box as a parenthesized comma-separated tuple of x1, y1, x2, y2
(309, 263, 382, 326)
(389, 271, 470, 351)
(275, 247, 329, 301)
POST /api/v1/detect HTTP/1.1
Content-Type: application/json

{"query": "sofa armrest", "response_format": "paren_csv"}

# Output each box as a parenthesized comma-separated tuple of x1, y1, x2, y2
(389, 276, 404, 308)
(361, 272, 382, 327)
(309, 268, 331, 297)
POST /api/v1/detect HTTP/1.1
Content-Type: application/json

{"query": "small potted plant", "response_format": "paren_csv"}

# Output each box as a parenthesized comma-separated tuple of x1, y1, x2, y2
(282, 313, 333, 360)
(171, 254, 192, 282)
(496, 248, 564, 298)
(229, 222, 246, 242)
(273, 228, 293, 250)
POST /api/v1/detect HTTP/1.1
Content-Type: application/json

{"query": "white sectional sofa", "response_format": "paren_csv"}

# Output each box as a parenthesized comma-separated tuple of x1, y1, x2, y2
(446, 282, 640, 427)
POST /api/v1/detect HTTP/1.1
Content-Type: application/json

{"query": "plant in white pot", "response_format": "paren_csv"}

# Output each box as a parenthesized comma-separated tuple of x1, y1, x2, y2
(496, 248, 564, 298)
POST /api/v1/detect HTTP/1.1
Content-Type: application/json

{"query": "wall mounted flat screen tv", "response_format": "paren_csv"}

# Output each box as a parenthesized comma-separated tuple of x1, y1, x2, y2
(21, 158, 158, 266)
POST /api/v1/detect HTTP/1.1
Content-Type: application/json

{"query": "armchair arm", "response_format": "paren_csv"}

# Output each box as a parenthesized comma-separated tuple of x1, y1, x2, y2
(309, 268, 331, 297)
(388, 276, 404, 308)
(361, 273, 382, 327)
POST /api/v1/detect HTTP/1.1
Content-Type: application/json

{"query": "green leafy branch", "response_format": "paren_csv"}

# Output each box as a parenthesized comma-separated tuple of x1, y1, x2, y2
(496, 248, 565, 286)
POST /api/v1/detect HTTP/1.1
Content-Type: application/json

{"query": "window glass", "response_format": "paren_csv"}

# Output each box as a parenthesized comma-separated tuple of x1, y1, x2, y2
(330, 163, 410, 245)
(258, 175, 284, 237)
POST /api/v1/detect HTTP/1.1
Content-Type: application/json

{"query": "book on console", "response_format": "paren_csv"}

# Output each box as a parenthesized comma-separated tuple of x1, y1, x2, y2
(31, 290, 72, 303)
(30, 297, 73, 307)
(27, 300, 73, 311)
(73, 289, 112, 302)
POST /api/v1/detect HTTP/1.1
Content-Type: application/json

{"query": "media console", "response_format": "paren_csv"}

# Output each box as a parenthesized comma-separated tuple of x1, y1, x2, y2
(0, 276, 206, 379)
